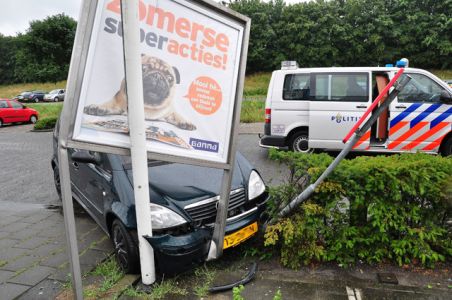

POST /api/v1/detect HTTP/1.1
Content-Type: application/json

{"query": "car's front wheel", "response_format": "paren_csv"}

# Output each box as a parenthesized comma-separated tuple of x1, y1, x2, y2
(0, 118, 3, 127)
(54, 97, 59, 102)
(111, 219, 140, 274)
(30, 115, 38, 124)
(34, 98, 39, 103)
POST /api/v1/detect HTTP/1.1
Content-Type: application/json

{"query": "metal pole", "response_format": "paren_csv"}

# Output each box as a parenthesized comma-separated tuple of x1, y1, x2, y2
(57, 146, 84, 299)
(120, 0, 156, 285)
(278, 74, 412, 219)
(207, 14, 251, 260)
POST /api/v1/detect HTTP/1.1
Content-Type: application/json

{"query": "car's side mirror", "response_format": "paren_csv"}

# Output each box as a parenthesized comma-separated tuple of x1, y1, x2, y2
(440, 90, 452, 104)
(22, 105, 27, 109)
(71, 151, 101, 165)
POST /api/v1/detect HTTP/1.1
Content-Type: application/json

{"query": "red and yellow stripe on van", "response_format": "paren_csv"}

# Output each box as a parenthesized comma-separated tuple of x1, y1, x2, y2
(388, 104, 451, 152)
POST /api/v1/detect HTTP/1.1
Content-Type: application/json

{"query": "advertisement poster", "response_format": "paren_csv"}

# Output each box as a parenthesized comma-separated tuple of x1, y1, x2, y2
(73, 0, 244, 163)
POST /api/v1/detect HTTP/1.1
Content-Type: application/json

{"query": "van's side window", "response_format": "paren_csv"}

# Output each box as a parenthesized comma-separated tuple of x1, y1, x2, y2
(398, 73, 446, 103)
(283, 74, 310, 100)
(312, 73, 368, 102)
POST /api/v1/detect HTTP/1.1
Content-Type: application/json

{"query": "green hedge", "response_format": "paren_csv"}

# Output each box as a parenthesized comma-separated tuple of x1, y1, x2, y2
(34, 116, 57, 130)
(265, 151, 452, 268)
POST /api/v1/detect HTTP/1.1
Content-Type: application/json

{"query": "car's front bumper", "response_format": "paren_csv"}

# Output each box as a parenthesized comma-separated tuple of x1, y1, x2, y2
(144, 194, 268, 275)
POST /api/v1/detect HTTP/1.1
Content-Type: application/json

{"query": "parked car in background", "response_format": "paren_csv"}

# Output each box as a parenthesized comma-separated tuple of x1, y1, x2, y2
(13, 91, 32, 102)
(0, 99, 39, 127)
(44, 89, 65, 102)
(51, 121, 269, 275)
(15, 91, 47, 103)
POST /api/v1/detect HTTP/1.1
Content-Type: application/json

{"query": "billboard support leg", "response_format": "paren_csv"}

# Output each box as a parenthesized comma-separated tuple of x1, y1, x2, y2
(120, 0, 156, 285)
(57, 145, 84, 299)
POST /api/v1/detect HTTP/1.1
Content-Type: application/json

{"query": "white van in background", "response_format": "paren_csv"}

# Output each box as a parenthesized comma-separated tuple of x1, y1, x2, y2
(259, 60, 452, 156)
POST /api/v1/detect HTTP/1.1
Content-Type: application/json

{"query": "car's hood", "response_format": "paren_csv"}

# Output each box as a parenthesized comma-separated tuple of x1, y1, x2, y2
(125, 153, 252, 208)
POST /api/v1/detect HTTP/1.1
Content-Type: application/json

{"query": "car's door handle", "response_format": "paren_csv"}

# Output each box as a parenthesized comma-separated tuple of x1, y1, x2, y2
(356, 105, 367, 109)
(395, 105, 407, 109)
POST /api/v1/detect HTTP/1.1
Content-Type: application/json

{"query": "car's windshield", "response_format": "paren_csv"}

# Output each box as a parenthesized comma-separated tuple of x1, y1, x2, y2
(20, 92, 31, 96)
(119, 155, 171, 169)
(50, 89, 59, 94)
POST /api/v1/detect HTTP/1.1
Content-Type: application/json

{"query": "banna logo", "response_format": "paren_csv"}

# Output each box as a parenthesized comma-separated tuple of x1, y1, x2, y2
(189, 138, 219, 153)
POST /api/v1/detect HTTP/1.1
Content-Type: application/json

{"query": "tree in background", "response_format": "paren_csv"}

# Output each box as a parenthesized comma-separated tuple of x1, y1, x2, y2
(228, 0, 452, 72)
(12, 14, 76, 83)
(0, 34, 18, 84)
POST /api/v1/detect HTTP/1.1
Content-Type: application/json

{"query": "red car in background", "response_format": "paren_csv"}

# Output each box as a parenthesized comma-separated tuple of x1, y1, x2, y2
(0, 99, 39, 127)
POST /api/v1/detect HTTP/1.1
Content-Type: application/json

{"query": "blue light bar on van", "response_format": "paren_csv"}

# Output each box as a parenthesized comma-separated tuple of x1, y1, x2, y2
(396, 60, 406, 68)
(385, 64, 394, 67)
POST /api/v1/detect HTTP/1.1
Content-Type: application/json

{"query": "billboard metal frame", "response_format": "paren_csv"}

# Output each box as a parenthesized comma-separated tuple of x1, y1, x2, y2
(58, 0, 250, 297)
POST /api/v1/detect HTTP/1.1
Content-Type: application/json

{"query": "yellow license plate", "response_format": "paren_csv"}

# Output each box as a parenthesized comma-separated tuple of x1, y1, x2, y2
(223, 222, 258, 249)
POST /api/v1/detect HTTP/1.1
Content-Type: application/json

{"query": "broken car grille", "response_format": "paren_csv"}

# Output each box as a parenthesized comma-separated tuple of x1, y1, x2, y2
(184, 188, 246, 224)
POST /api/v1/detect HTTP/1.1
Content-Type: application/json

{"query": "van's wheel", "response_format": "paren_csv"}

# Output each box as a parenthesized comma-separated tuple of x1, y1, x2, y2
(30, 115, 38, 124)
(289, 131, 313, 153)
(111, 219, 140, 274)
(440, 135, 451, 156)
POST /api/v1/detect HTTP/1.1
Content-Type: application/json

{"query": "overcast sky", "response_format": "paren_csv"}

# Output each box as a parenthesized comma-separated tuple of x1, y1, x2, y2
(0, 0, 305, 37)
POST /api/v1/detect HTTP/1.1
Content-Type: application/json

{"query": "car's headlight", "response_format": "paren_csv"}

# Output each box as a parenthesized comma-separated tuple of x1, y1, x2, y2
(248, 170, 265, 200)
(150, 203, 187, 229)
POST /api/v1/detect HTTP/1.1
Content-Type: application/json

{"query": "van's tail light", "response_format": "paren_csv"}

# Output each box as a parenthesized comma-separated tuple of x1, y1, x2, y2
(265, 108, 271, 124)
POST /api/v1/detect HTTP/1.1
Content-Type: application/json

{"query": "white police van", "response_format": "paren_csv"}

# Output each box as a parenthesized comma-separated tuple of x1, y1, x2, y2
(259, 60, 452, 156)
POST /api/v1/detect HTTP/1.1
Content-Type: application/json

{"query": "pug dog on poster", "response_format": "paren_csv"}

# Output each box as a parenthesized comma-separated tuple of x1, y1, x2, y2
(84, 55, 196, 131)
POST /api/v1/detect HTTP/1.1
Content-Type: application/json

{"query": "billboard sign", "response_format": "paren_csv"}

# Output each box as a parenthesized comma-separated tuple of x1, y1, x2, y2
(72, 0, 245, 163)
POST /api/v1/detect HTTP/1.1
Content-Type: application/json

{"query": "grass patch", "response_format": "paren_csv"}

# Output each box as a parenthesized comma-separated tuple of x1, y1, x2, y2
(0, 260, 7, 267)
(244, 72, 271, 96)
(0, 80, 67, 99)
(27, 102, 63, 120)
(122, 279, 188, 299)
(240, 100, 265, 123)
(90, 257, 124, 293)
(193, 266, 216, 298)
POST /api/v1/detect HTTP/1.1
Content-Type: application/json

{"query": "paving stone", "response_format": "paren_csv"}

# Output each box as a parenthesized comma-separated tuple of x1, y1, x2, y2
(0, 283, 30, 300)
(0, 247, 27, 261)
(0, 222, 31, 233)
(14, 236, 50, 250)
(35, 227, 64, 238)
(79, 249, 109, 267)
(0, 238, 19, 249)
(0, 216, 22, 227)
(0, 231, 11, 239)
(20, 212, 53, 224)
(3, 255, 40, 272)
(0, 270, 15, 283)
(32, 242, 65, 258)
(16, 278, 62, 300)
(91, 236, 113, 252)
(8, 228, 41, 240)
(40, 252, 69, 268)
(48, 267, 71, 282)
(8, 265, 55, 286)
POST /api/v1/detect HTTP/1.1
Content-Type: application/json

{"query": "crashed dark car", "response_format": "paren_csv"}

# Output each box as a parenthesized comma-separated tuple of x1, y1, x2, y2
(51, 122, 268, 274)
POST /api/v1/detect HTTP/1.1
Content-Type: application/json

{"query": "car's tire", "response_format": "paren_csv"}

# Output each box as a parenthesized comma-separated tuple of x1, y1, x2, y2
(30, 115, 38, 124)
(289, 131, 314, 153)
(440, 135, 452, 156)
(111, 219, 140, 274)
(54, 97, 59, 102)
(53, 166, 62, 200)
(0, 118, 3, 127)
(34, 98, 39, 103)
